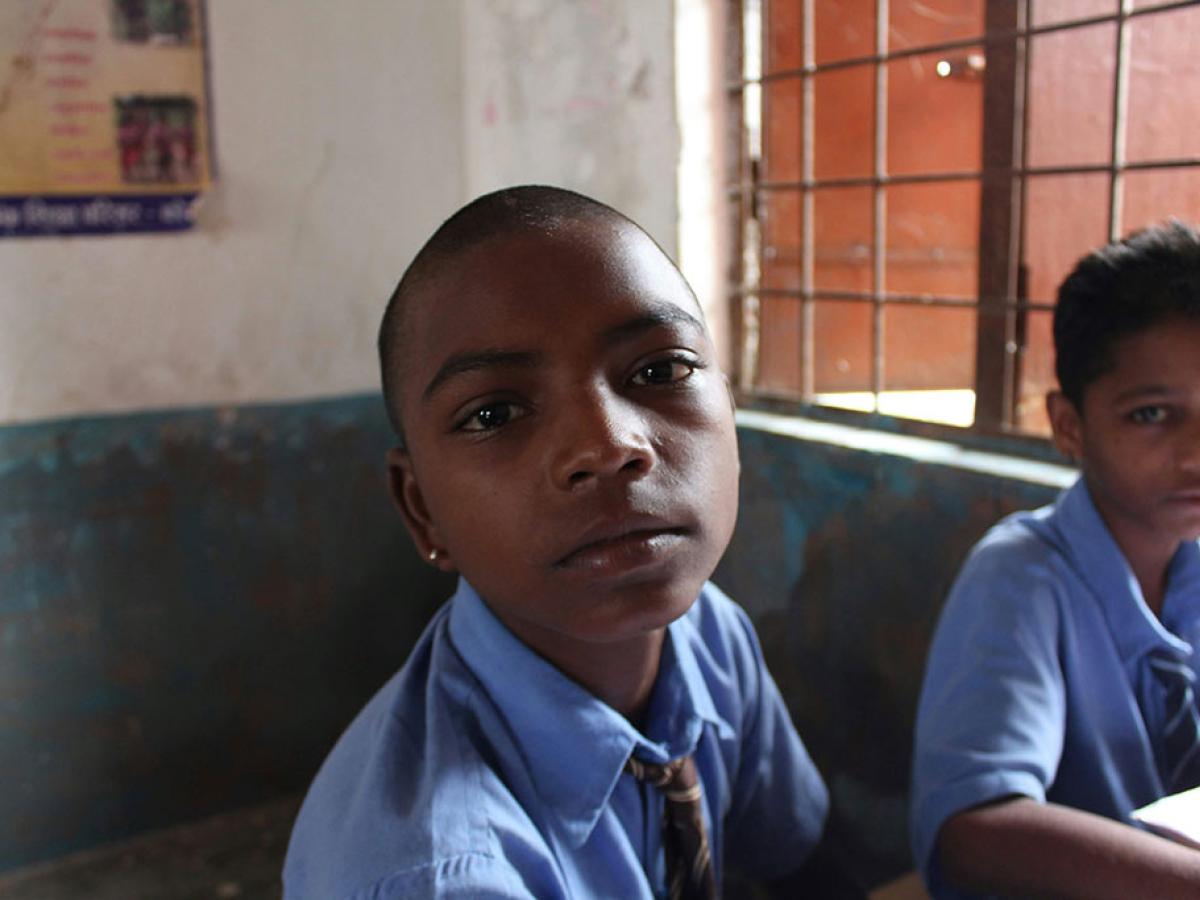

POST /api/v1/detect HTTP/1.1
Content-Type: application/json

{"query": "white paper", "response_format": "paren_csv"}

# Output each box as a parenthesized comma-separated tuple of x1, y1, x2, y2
(1132, 786, 1200, 849)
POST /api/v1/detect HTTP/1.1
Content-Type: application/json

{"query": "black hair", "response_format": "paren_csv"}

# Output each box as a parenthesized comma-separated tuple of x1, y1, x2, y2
(1054, 219, 1200, 408)
(377, 185, 683, 442)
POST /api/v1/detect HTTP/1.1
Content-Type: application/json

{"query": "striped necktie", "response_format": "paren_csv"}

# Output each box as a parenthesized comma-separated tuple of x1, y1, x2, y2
(626, 754, 718, 900)
(1148, 651, 1200, 793)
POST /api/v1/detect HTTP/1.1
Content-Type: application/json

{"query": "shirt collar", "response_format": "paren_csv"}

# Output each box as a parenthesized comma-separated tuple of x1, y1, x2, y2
(445, 578, 732, 847)
(1163, 540, 1200, 648)
(1048, 477, 1193, 662)
(642, 613, 738, 755)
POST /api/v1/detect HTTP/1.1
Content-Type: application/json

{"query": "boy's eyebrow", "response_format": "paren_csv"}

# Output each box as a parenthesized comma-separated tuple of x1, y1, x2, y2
(601, 302, 705, 347)
(1111, 384, 1177, 403)
(421, 303, 705, 402)
(423, 350, 541, 402)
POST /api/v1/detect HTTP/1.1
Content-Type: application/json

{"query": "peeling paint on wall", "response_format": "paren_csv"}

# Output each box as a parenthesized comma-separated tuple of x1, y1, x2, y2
(2, 396, 1064, 882)
(715, 428, 1062, 886)
(0, 394, 453, 873)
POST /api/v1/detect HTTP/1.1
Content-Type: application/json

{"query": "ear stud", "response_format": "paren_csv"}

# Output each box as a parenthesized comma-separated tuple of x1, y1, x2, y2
(428, 548, 441, 563)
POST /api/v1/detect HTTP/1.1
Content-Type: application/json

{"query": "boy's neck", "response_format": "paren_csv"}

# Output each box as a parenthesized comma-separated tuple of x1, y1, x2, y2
(1090, 494, 1180, 618)
(557, 631, 665, 724)
(1126, 541, 1175, 619)
(508, 619, 667, 723)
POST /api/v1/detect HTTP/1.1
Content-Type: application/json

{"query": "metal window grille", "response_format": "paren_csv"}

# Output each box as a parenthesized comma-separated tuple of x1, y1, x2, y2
(727, 0, 1200, 437)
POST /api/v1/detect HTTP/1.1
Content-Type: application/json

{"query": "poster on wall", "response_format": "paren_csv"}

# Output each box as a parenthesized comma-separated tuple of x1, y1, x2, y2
(0, 0, 214, 237)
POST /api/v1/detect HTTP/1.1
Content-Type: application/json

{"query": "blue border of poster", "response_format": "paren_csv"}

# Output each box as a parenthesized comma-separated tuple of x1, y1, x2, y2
(0, 193, 200, 238)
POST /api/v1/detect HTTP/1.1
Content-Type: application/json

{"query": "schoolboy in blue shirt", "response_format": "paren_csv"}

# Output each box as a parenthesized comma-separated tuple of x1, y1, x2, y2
(283, 186, 841, 898)
(911, 222, 1200, 898)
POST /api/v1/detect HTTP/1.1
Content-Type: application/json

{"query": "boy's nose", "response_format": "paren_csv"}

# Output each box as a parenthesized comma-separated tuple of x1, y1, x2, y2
(549, 388, 656, 490)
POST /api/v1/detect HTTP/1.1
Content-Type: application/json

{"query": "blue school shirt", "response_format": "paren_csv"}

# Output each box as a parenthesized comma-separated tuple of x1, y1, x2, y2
(910, 476, 1200, 898)
(283, 578, 828, 899)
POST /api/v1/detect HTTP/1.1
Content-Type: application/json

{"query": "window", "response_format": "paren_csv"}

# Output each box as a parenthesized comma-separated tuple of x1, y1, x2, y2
(728, 0, 1200, 437)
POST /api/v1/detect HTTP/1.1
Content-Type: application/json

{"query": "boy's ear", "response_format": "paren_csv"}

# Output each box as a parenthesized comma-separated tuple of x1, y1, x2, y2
(1046, 391, 1083, 464)
(385, 446, 455, 571)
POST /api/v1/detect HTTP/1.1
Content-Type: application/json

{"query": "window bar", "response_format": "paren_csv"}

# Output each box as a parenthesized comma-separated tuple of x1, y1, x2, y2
(742, 0, 765, 391)
(755, 287, 1055, 312)
(974, 0, 1025, 432)
(870, 0, 889, 412)
(1023, 157, 1200, 176)
(745, 155, 1200, 195)
(759, 170, 984, 190)
(727, 0, 748, 388)
(750, 0, 765, 391)
(1012, 0, 1034, 428)
(801, 0, 815, 399)
(999, 8, 1028, 429)
(1107, 0, 1132, 241)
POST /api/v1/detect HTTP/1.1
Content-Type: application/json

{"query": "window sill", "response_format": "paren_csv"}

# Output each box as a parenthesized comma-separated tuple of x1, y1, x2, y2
(735, 407, 1077, 489)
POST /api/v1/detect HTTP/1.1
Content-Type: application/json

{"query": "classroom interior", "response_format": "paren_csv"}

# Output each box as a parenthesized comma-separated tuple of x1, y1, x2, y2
(2, 1, 1198, 897)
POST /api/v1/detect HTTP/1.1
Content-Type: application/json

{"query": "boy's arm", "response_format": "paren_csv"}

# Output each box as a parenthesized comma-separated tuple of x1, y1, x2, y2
(938, 796, 1200, 899)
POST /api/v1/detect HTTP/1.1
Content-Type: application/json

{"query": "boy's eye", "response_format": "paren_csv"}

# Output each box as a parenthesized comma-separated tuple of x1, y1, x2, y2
(459, 402, 525, 432)
(1129, 405, 1168, 425)
(631, 357, 696, 386)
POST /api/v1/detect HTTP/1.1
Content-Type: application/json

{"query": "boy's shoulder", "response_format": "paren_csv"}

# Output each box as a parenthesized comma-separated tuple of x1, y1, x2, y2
(927, 476, 1185, 703)
(954, 499, 1067, 591)
(956, 479, 1104, 592)
(951, 476, 1181, 628)
(930, 486, 1094, 655)
(282, 602, 538, 899)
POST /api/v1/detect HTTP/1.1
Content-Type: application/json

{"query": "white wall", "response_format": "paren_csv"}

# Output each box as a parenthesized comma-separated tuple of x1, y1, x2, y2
(461, 0, 678, 256)
(0, 1, 465, 425)
(0, 0, 682, 426)
(676, 0, 731, 366)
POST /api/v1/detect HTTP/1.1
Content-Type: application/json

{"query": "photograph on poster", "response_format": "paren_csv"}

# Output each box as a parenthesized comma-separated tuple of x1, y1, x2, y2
(111, 0, 193, 45)
(115, 95, 199, 184)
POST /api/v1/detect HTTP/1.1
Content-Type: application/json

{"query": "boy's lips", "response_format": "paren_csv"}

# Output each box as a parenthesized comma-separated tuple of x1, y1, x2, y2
(553, 514, 689, 570)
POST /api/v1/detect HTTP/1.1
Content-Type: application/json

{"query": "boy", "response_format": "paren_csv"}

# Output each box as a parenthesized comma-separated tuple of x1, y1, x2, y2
(910, 221, 1200, 898)
(283, 186, 836, 898)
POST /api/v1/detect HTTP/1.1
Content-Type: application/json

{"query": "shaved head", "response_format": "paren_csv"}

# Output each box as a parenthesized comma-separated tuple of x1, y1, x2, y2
(377, 185, 697, 442)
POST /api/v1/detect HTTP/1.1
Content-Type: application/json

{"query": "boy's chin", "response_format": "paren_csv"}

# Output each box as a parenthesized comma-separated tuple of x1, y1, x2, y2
(566, 578, 708, 644)
(1162, 506, 1200, 544)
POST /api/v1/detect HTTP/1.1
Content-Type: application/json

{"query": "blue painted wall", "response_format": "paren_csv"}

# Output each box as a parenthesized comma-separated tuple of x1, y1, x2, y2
(0, 395, 454, 873)
(1, 398, 1064, 884)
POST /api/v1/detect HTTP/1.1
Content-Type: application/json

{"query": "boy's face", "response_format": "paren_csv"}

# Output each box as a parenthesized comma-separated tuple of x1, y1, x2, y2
(387, 219, 740, 657)
(1049, 317, 1200, 556)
